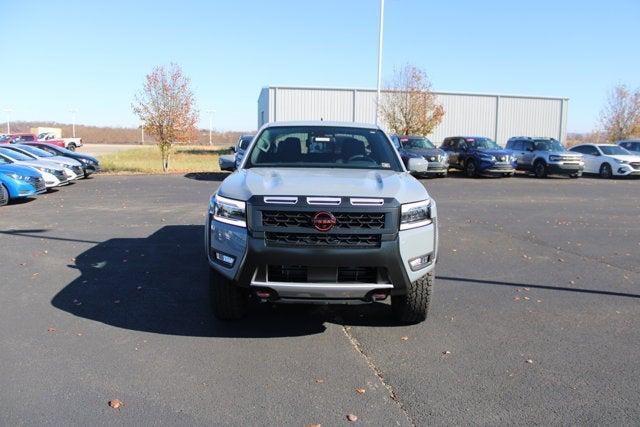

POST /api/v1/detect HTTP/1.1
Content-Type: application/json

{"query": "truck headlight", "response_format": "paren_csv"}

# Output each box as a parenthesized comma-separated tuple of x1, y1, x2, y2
(210, 194, 246, 228)
(400, 199, 432, 230)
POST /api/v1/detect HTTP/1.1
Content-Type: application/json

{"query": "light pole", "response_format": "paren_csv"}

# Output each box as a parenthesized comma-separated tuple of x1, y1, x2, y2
(375, 0, 385, 125)
(69, 108, 78, 137)
(141, 124, 145, 144)
(206, 109, 216, 145)
(3, 108, 12, 134)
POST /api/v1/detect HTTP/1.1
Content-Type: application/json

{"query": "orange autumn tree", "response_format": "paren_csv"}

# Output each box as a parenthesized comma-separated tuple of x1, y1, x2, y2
(380, 64, 444, 136)
(132, 63, 199, 172)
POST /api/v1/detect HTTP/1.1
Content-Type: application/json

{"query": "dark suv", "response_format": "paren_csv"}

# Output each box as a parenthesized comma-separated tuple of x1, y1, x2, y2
(440, 136, 515, 177)
(617, 140, 640, 155)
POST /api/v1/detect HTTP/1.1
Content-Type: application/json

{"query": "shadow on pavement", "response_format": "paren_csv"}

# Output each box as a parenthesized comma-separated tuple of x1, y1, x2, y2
(184, 172, 229, 182)
(438, 275, 640, 299)
(50, 225, 406, 338)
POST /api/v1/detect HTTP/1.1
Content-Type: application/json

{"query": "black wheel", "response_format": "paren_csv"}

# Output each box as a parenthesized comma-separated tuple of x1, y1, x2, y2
(392, 272, 433, 323)
(209, 267, 248, 320)
(569, 172, 581, 179)
(465, 160, 477, 177)
(599, 163, 612, 179)
(534, 160, 547, 178)
(67, 143, 76, 151)
(0, 184, 8, 206)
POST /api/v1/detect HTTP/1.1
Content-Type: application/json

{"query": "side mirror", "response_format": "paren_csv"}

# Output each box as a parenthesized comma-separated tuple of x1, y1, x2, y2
(230, 146, 236, 153)
(407, 157, 429, 174)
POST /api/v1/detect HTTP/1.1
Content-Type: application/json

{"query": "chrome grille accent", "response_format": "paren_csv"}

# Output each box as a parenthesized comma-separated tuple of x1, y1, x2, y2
(262, 211, 385, 230)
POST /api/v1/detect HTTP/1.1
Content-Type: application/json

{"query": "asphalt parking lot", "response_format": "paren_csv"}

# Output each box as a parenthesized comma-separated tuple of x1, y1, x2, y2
(1, 173, 639, 425)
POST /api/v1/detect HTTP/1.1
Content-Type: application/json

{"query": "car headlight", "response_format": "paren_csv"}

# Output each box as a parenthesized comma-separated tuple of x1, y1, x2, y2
(210, 194, 246, 228)
(35, 166, 56, 174)
(7, 173, 29, 181)
(400, 199, 432, 230)
(479, 154, 496, 161)
(616, 159, 630, 165)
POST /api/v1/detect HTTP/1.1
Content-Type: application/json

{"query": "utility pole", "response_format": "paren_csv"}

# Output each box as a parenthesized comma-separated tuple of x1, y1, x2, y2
(206, 109, 216, 145)
(375, 0, 385, 125)
(69, 108, 78, 137)
(3, 108, 12, 134)
(141, 125, 145, 144)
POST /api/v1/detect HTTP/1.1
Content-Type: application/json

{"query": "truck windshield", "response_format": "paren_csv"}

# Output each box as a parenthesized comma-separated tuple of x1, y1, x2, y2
(467, 138, 500, 149)
(245, 126, 402, 171)
(533, 139, 566, 151)
(401, 137, 435, 149)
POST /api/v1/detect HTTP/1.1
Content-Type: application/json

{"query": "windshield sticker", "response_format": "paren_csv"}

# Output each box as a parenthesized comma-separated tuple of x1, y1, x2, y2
(381, 162, 391, 168)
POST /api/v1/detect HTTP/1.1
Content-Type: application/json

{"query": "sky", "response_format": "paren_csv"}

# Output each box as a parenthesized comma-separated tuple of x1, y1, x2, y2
(1, 0, 639, 133)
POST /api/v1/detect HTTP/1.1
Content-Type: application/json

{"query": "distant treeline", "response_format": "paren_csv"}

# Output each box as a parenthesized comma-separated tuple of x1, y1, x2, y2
(8, 121, 253, 146)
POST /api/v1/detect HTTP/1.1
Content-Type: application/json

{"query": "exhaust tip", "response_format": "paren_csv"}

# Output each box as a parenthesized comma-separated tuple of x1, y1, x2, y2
(371, 292, 388, 301)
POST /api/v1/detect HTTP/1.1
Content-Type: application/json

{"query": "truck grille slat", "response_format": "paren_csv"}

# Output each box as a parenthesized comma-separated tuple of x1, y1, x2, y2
(265, 232, 381, 248)
(262, 211, 385, 230)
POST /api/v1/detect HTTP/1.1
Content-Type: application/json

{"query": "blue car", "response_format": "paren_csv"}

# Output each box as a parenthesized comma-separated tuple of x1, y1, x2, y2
(440, 136, 516, 177)
(0, 163, 46, 205)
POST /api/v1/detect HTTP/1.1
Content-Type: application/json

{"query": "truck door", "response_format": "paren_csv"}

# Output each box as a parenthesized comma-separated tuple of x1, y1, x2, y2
(521, 140, 535, 169)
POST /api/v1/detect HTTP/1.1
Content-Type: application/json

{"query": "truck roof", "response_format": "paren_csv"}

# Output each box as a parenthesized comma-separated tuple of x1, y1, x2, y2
(262, 121, 382, 130)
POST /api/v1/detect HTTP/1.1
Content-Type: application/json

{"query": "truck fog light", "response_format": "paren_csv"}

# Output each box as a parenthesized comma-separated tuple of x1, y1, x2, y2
(409, 254, 432, 271)
(214, 251, 235, 267)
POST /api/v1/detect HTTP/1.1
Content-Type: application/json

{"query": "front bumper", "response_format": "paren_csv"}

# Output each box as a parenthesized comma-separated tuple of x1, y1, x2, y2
(615, 164, 640, 176)
(424, 162, 449, 174)
(547, 162, 584, 175)
(479, 162, 516, 175)
(206, 204, 438, 302)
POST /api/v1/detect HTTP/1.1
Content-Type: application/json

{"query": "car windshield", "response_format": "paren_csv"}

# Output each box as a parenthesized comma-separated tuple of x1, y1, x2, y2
(599, 145, 629, 156)
(401, 137, 435, 149)
(533, 139, 566, 151)
(16, 145, 54, 157)
(0, 148, 35, 161)
(467, 138, 500, 149)
(245, 126, 403, 171)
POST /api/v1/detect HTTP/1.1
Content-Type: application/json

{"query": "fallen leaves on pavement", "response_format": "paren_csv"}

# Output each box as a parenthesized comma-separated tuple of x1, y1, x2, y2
(108, 399, 123, 409)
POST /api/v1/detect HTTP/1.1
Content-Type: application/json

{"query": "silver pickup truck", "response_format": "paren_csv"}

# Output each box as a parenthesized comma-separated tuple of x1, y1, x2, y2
(206, 121, 438, 323)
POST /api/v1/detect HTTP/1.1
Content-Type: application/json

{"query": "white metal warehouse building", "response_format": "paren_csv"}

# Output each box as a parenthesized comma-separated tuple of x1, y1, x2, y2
(257, 86, 569, 144)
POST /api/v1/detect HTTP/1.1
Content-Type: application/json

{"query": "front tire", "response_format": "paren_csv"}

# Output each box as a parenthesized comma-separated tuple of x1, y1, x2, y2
(392, 273, 433, 323)
(67, 143, 76, 151)
(0, 184, 8, 206)
(599, 163, 613, 179)
(534, 160, 547, 178)
(465, 160, 477, 178)
(209, 267, 248, 320)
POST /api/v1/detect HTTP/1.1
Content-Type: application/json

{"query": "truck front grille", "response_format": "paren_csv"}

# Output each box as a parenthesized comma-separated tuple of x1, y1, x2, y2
(262, 211, 385, 230)
(265, 232, 381, 248)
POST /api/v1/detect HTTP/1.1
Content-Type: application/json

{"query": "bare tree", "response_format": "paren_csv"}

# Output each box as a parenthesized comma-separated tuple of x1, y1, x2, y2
(132, 63, 199, 172)
(380, 64, 445, 136)
(599, 84, 640, 142)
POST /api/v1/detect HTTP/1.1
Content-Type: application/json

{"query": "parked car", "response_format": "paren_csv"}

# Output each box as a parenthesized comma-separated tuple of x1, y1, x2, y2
(0, 147, 70, 188)
(440, 136, 516, 177)
(391, 135, 449, 177)
(205, 121, 436, 322)
(0, 162, 46, 205)
(0, 134, 11, 144)
(24, 142, 100, 177)
(37, 132, 83, 151)
(617, 139, 640, 155)
(506, 137, 584, 178)
(1, 144, 84, 180)
(569, 144, 640, 178)
(232, 134, 254, 169)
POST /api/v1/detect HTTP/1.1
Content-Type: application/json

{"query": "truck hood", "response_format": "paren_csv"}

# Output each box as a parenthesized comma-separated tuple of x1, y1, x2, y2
(217, 167, 430, 204)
